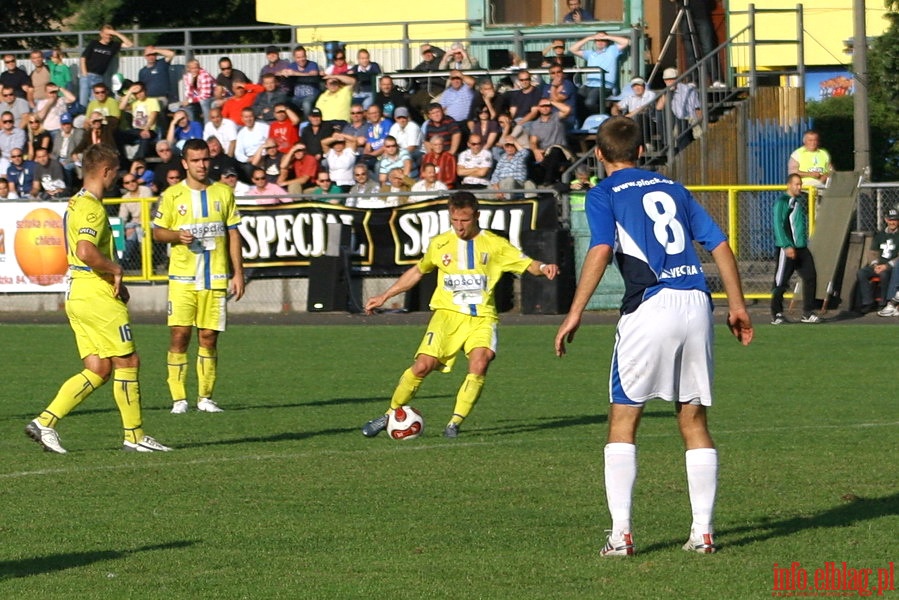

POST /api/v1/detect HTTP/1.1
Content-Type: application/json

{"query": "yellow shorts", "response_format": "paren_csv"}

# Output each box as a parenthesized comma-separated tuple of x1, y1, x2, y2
(66, 277, 136, 359)
(415, 309, 498, 373)
(167, 285, 227, 331)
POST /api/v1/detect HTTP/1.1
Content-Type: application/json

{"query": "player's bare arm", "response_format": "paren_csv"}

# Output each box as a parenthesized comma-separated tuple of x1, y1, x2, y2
(710, 241, 754, 346)
(555, 244, 612, 356)
(525, 260, 560, 280)
(365, 265, 425, 314)
(152, 226, 194, 246)
(228, 228, 245, 301)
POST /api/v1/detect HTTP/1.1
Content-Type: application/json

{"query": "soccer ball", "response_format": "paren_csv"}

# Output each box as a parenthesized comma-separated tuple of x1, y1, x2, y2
(387, 406, 424, 440)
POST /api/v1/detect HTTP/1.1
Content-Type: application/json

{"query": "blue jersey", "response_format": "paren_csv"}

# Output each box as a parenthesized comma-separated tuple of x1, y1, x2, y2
(586, 167, 726, 314)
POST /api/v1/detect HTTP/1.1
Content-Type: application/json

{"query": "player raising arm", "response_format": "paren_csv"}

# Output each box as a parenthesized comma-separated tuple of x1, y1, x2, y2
(554, 116, 752, 558)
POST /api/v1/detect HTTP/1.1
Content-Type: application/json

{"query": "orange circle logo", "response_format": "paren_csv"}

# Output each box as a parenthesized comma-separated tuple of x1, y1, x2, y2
(14, 207, 67, 286)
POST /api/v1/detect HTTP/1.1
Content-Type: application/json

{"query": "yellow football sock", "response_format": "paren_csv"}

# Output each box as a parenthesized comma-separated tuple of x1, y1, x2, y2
(39, 369, 105, 428)
(167, 351, 188, 403)
(113, 367, 144, 444)
(450, 374, 485, 425)
(389, 368, 424, 411)
(197, 347, 217, 399)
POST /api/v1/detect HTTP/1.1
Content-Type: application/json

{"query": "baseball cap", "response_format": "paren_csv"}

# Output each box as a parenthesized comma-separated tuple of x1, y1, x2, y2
(394, 107, 410, 118)
(662, 67, 678, 79)
(309, 108, 322, 117)
(265, 45, 280, 55)
(222, 167, 238, 177)
(59, 113, 73, 124)
(888, 208, 899, 219)
(630, 77, 646, 87)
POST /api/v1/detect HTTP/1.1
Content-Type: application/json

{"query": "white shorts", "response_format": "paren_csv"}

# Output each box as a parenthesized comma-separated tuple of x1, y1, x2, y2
(609, 288, 713, 406)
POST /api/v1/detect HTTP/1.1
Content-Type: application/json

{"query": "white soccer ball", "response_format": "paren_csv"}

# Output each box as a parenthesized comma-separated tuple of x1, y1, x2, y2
(387, 406, 424, 440)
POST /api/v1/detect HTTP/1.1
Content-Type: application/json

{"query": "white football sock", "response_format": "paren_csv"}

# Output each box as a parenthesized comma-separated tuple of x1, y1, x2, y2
(604, 442, 637, 535)
(685, 447, 718, 535)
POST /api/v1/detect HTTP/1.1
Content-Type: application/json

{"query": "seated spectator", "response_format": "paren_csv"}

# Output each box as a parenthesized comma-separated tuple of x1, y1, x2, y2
(306, 171, 343, 204)
(467, 78, 500, 124)
(563, 0, 595, 23)
(221, 166, 252, 198)
(315, 74, 355, 123)
(324, 51, 350, 76)
(569, 166, 595, 191)
(32, 82, 77, 138)
(0, 110, 26, 174)
(372, 75, 410, 120)
(252, 73, 289, 123)
(167, 109, 204, 153)
(221, 81, 264, 126)
(379, 167, 415, 207)
(268, 103, 300, 153)
(440, 70, 476, 125)
(341, 104, 368, 157)
(348, 49, 381, 109)
(439, 42, 480, 70)
(25, 115, 52, 160)
(32, 147, 68, 199)
(541, 39, 569, 68)
(71, 111, 117, 170)
(541, 64, 578, 129)
(6, 149, 38, 198)
(388, 107, 423, 171)
(278, 143, 319, 194)
(118, 173, 153, 270)
(150, 140, 184, 194)
(490, 136, 531, 198)
(422, 102, 462, 155)
(529, 98, 573, 186)
(0, 176, 19, 200)
(300, 107, 328, 161)
(207, 135, 242, 183)
(346, 164, 380, 208)
(321, 134, 356, 191)
(117, 81, 159, 160)
(85, 83, 120, 130)
(496, 111, 528, 158)
(468, 105, 501, 158)
(234, 107, 270, 169)
(856, 210, 899, 313)
(250, 138, 284, 185)
(361, 104, 394, 170)
(505, 70, 543, 122)
(421, 135, 457, 189)
(129, 159, 154, 187)
(410, 44, 446, 116)
(158, 167, 184, 193)
(203, 107, 239, 156)
(213, 56, 249, 104)
(279, 45, 320, 118)
(411, 162, 449, 201)
(259, 45, 291, 93)
(613, 77, 657, 118)
(52, 113, 84, 186)
(456, 134, 493, 189)
(246, 166, 289, 205)
(182, 59, 215, 123)
(376, 136, 412, 184)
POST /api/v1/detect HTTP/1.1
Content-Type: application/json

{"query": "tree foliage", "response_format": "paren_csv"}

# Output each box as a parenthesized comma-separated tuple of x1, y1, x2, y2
(0, 0, 74, 49)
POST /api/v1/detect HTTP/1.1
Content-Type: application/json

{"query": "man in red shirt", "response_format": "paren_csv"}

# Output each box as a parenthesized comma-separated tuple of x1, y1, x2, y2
(422, 134, 456, 189)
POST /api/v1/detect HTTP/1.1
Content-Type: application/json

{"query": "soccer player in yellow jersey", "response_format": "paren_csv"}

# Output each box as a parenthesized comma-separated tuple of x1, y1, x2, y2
(152, 138, 244, 414)
(362, 192, 560, 438)
(25, 143, 171, 453)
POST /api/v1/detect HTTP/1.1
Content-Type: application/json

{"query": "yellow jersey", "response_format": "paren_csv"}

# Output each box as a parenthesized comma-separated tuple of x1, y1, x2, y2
(153, 181, 241, 290)
(65, 189, 116, 282)
(419, 229, 533, 319)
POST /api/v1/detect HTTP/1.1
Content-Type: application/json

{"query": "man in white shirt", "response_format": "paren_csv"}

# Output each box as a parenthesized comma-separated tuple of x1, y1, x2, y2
(234, 107, 270, 167)
(203, 107, 239, 156)
(456, 133, 493, 189)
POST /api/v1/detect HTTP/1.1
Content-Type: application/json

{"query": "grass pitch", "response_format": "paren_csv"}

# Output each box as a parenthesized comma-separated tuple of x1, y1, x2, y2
(0, 320, 896, 599)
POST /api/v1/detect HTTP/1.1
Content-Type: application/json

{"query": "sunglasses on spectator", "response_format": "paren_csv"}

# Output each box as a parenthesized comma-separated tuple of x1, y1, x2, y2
(1, 119, 13, 123)
(383, 143, 397, 148)
(1, 93, 13, 97)
(3, 59, 15, 64)
(469, 141, 482, 145)
(518, 77, 530, 82)
(10, 153, 22, 157)
(351, 110, 363, 115)
(252, 176, 267, 181)
(354, 172, 367, 176)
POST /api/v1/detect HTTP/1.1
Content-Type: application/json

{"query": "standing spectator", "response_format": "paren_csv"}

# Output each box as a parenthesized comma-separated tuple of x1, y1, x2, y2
(410, 44, 446, 116)
(152, 138, 245, 415)
(203, 107, 239, 156)
(490, 136, 531, 198)
(422, 135, 457, 189)
(252, 73, 289, 123)
(528, 98, 573, 186)
(372, 75, 409, 120)
(78, 25, 133, 107)
(321, 134, 357, 191)
(771, 174, 819, 324)
(32, 147, 68, 199)
(554, 115, 753, 558)
(279, 46, 320, 118)
(0, 110, 26, 174)
(562, 0, 595, 23)
(267, 103, 300, 153)
(25, 143, 171, 455)
(456, 133, 493, 189)
(234, 107, 270, 168)
(346, 163, 380, 208)
(856, 209, 899, 314)
(117, 81, 160, 160)
(788, 130, 833, 188)
(214, 56, 249, 102)
(29, 50, 52, 104)
(569, 32, 630, 116)
(440, 70, 476, 125)
(348, 49, 381, 109)
(246, 166, 290, 204)
(361, 192, 559, 438)
(411, 162, 449, 200)
(182, 59, 215, 124)
(315, 74, 355, 123)
(375, 135, 411, 183)
(138, 46, 175, 131)
(1, 54, 31, 101)
(259, 45, 290, 93)
(655, 68, 701, 152)
(277, 143, 319, 194)
(439, 42, 480, 70)
(47, 48, 73, 92)
(7, 148, 38, 198)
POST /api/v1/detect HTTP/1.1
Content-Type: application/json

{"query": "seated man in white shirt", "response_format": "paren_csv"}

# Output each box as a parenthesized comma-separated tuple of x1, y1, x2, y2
(456, 133, 493, 189)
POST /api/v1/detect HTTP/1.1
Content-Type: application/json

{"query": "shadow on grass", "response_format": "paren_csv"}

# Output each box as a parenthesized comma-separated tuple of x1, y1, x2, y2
(173, 427, 358, 448)
(475, 410, 675, 437)
(639, 492, 899, 554)
(0, 540, 198, 580)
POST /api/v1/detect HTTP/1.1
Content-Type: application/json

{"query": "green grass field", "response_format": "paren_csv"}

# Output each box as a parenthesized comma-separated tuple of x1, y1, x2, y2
(0, 320, 896, 599)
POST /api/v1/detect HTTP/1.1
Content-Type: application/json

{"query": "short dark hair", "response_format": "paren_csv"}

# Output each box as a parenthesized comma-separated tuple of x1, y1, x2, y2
(596, 116, 642, 164)
(449, 191, 479, 213)
(787, 173, 802, 184)
(182, 138, 209, 155)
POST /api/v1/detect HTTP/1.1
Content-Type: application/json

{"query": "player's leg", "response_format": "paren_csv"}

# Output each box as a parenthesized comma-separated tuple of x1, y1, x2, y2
(166, 284, 198, 413)
(677, 402, 717, 553)
(113, 351, 172, 452)
(796, 248, 819, 318)
(194, 290, 227, 412)
(446, 319, 498, 436)
(601, 403, 642, 557)
(770, 248, 794, 323)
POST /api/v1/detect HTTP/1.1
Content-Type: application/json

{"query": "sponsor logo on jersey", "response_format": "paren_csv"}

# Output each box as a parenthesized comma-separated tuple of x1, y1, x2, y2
(78, 227, 97, 237)
(442, 253, 452, 266)
(178, 203, 187, 216)
(659, 264, 701, 278)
